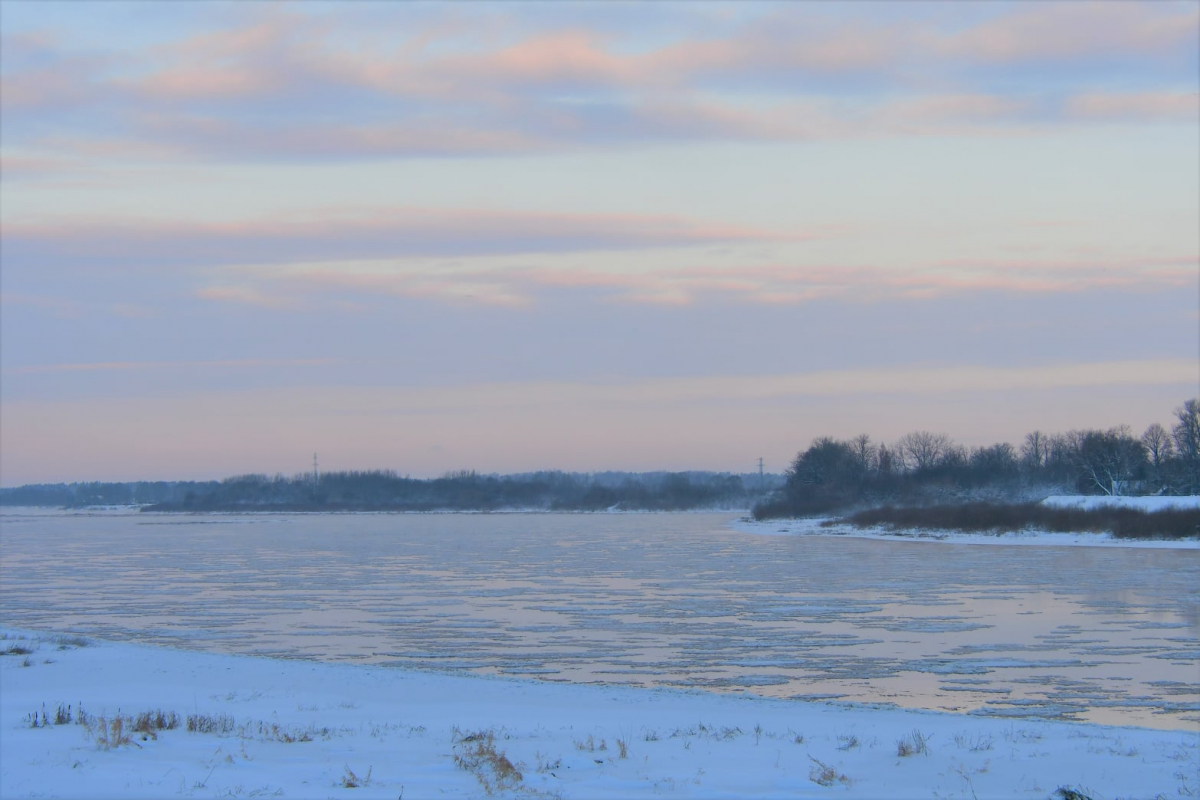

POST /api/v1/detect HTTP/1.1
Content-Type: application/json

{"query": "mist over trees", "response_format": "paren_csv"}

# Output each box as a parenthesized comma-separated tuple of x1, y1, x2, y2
(1, 470, 783, 512)
(0, 481, 219, 508)
(755, 398, 1200, 519)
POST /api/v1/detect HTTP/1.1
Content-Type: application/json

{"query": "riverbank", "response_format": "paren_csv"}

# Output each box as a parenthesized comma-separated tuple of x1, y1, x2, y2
(735, 495, 1200, 548)
(1, 629, 1196, 799)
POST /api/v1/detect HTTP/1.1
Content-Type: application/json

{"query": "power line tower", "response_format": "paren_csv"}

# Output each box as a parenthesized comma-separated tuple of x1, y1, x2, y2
(313, 453, 319, 485)
(758, 457, 764, 491)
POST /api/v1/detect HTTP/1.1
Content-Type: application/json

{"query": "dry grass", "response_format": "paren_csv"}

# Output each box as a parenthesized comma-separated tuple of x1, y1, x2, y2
(954, 732, 994, 752)
(834, 502, 1200, 539)
(90, 716, 136, 750)
(187, 713, 236, 734)
(1054, 788, 1095, 800)
(132, 709, 180, 739)
(51, 635, 91, 649)
(897, 728, 931, 757)
(807, 755, 850, 787)
(452, 728, 524, 795)
(341, 765, 372, 788)
(255, 720, 328, 743)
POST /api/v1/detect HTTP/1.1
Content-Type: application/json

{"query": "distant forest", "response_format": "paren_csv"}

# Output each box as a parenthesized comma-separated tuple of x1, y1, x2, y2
(0, 470, 783, 512)
(4, 398, 1196, 517)
(753, 397, 1200, 519)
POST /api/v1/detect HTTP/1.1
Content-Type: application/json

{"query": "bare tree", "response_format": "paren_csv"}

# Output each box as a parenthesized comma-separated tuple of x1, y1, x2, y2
(1142, 423, 1173, 466)
(1171, 398, 1200, 493)
(1020, 431, 1048, 470)
(849, 434, 876, 474)
(1141, 422, 1174, 491)
(896, 431, 952, 472)
(877, 443, 897, 475)
(1074, 426, 1147, 496)
(970, 443, 1019, 481)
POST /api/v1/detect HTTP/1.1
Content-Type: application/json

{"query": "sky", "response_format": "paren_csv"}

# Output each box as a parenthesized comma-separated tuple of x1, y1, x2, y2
(1, 0, 1198, 485)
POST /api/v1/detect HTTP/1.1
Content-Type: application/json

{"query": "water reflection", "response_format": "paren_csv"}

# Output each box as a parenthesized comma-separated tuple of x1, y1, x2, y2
(1, 508, 1196, 729)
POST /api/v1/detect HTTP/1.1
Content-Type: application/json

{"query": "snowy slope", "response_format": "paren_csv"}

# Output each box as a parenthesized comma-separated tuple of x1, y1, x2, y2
(2, 630, 1196, 799)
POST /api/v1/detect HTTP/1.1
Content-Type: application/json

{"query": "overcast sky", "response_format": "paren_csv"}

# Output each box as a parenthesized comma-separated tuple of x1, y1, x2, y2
(1, 1, 1197, 484)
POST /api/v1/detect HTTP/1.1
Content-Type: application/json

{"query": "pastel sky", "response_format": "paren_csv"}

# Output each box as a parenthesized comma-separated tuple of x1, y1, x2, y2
(1, 1, 1198, 484)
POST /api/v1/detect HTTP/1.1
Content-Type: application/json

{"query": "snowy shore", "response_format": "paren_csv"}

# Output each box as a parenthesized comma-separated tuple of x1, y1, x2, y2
(2, 629, 1196, 799)
(733, 495, 1200, 548)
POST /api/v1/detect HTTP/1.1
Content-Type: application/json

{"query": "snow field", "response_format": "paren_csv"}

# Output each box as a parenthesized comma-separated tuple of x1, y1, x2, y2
(2, 630, 1196, 799)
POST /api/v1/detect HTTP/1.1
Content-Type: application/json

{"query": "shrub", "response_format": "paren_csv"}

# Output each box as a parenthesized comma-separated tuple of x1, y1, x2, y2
(830, 503, 1199, 539)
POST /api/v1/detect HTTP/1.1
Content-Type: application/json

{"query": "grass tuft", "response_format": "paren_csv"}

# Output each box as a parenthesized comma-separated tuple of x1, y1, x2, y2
(132, 709, 179, 739)
(1054, 788, 1096, 800)
(807, 755, 850, 786)
(954, 732, 993, 752)
(897, 728, 931, 757)
(90, 716, 137, 750)
(187, 712, 236, 734)
(452, 728, 524, 795)
(341, 765, 372, 788)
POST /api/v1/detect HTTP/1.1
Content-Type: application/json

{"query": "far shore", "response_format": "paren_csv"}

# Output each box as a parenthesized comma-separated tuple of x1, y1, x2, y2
(734, 495, 1200, 548)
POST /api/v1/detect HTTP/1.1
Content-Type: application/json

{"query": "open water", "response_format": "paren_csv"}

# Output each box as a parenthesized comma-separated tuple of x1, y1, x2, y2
(1, 508, 1196, 730)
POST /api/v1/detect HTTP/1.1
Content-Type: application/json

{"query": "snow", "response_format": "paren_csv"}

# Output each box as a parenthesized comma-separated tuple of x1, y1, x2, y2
(1042, 495, 1200, 511)
(734, 496, 1200, 549)
(2, 629, 1196, 799)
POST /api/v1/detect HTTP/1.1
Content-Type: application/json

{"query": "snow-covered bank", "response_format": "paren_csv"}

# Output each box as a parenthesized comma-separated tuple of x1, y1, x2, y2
(735, 495, 1200, 548)
(733, 516, 1200, 548)
(1, 630, 1196, 799)
(1042, 495, 1200, 511)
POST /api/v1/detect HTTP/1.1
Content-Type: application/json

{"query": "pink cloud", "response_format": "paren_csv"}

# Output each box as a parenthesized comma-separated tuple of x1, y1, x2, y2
(4, 3, 1195, 165)
(882, 94, 1030, 123)
(220, 251, 1199, 310)
(943, 2, 1199, 63)
(0, 291, 82, 317)
(5, 207, 804, 276)
(11, 358, 336, 375)
(0, 154, 85, 181)
(194, 285, 302, 309)
(1064, 91, 1199, 122)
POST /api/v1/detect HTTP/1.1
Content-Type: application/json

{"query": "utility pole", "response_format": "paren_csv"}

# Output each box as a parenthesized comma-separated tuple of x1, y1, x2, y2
(313, 453, 319, 485)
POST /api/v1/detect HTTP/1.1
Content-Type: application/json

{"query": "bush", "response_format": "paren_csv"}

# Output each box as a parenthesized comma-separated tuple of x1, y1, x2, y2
(827, 503, 1199, 539)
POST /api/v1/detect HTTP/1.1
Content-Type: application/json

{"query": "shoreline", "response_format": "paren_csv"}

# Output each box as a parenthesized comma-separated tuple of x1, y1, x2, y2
(2, 628, 1196, 798)
(732, 516, 1200, 549)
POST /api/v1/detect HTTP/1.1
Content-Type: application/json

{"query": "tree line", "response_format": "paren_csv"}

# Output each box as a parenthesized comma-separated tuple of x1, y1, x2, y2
(754, 398, 1200, 519)
(1, 470, 784, 512)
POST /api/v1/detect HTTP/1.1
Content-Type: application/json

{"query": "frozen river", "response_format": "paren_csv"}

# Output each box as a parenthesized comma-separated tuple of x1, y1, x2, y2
(1, 508, 1196, 730)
